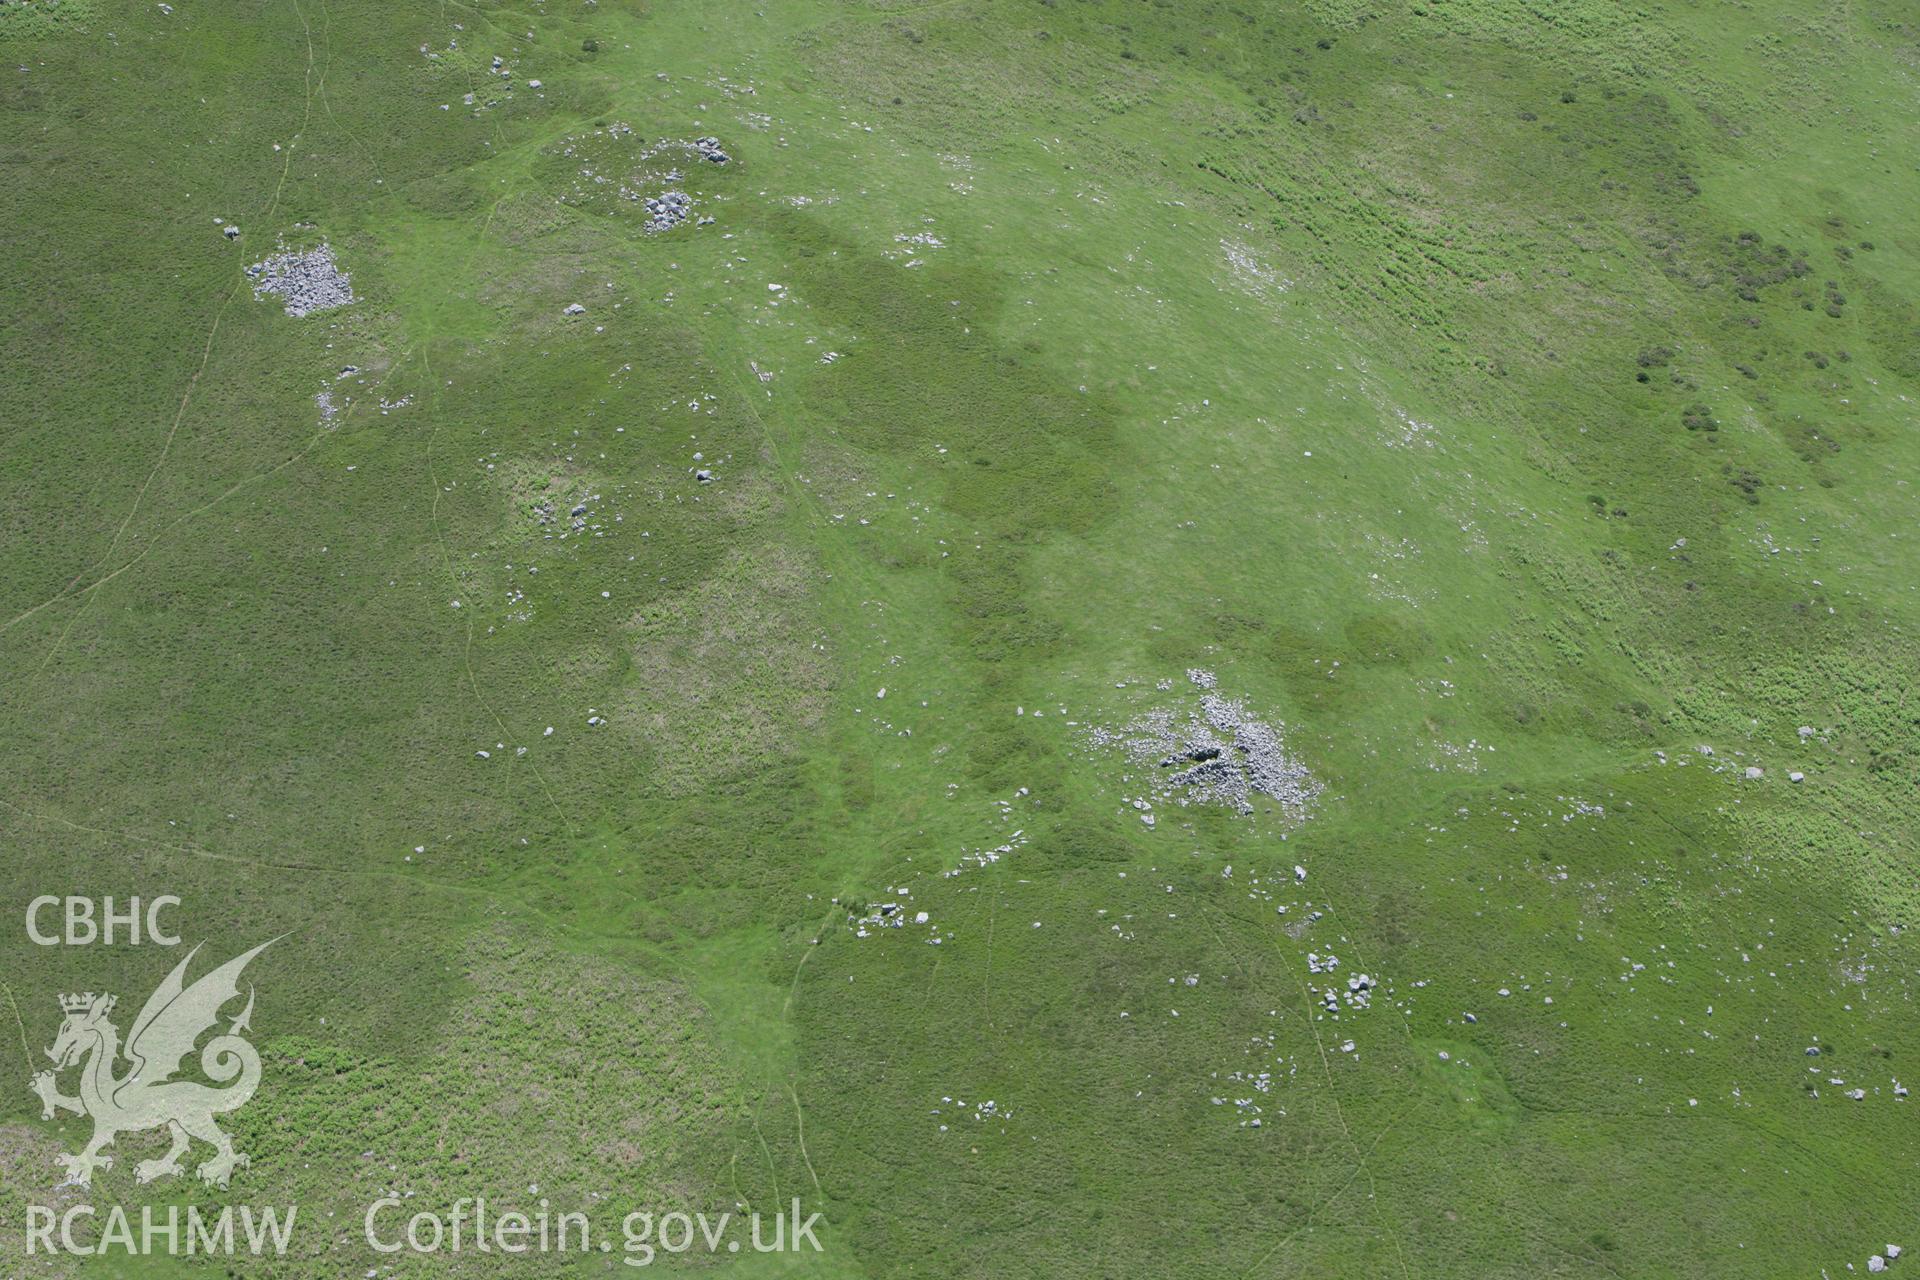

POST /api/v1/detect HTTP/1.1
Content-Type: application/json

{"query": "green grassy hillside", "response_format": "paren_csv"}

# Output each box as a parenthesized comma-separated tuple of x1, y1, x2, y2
(2, 0, 1916, 1275)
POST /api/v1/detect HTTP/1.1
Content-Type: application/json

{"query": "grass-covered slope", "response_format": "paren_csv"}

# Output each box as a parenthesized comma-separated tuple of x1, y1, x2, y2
(1, 0, 1917, 1275)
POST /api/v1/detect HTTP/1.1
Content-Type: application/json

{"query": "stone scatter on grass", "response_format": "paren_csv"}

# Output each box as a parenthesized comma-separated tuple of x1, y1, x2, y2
(554, 126, 729, 230)
(1086, 669, 1319, 821)
(645, 190, 693, 232)
(247, 243, 354, 316)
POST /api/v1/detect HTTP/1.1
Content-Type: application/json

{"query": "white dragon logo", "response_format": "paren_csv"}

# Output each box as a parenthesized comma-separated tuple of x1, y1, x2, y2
(29, 939, 276, 1188)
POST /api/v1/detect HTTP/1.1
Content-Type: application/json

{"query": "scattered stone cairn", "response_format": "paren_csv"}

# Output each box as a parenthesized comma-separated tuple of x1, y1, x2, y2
(247, 244, 354, 316)
(640, 139, 725, 231)
(644, 190, 693, 232)
(1087, 669, 1320, 820)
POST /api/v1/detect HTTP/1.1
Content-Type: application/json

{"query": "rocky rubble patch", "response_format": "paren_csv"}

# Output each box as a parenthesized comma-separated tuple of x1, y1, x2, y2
(247, 244, 354, 317)
(644, 190, 692, 233)
(1087, 669, 1319, 821)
